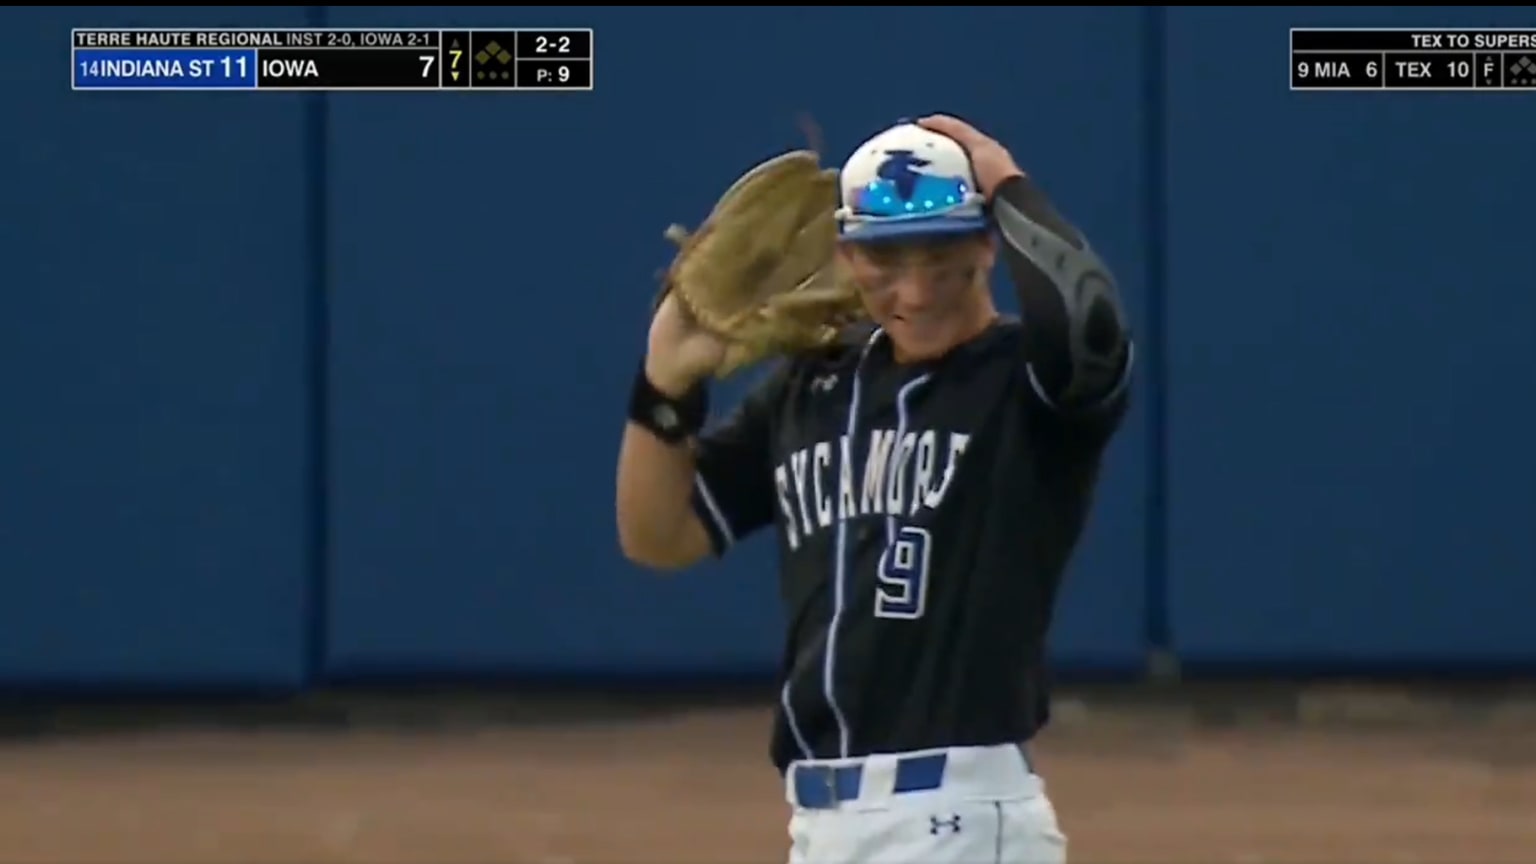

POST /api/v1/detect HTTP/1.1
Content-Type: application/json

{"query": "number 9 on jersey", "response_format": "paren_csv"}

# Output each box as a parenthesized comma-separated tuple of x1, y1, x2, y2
(875, 526, 932, 620)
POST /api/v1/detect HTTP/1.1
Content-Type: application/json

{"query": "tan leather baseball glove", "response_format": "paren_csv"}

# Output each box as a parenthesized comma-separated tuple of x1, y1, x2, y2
(661, 150, 865, 379)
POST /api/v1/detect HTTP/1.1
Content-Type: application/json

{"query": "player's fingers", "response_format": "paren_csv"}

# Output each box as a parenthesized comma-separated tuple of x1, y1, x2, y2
(917, 114, 981, 143)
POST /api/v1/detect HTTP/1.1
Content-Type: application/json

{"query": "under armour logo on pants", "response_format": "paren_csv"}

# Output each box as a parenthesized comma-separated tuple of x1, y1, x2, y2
(929, 814, 962, 835)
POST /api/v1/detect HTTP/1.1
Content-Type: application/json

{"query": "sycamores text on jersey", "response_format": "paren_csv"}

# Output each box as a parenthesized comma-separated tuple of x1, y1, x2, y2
(773, 428, 970, 551)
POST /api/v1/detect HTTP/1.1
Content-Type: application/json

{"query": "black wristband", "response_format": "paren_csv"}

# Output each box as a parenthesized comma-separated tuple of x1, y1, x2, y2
(628, 362, 709, 444)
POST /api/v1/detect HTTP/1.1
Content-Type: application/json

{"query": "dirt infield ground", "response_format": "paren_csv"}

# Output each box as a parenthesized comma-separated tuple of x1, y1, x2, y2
(1, 683, 1534, 863)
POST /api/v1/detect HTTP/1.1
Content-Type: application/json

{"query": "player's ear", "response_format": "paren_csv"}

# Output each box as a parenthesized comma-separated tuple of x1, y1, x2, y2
(976, 232, 998, 269)
(834, 242, 860, 270)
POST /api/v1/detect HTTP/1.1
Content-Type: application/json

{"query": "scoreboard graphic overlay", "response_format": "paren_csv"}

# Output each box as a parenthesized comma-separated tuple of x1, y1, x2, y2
(72, 28, 594, 91)
(1291, 28, 1536, 91)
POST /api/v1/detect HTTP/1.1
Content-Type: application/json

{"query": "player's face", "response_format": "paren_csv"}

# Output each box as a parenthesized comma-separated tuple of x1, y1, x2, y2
(839, 233, 995, 360)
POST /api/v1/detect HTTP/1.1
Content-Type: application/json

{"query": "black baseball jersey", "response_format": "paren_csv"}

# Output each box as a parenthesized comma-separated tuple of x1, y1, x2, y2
(687, 176, 1131, 773)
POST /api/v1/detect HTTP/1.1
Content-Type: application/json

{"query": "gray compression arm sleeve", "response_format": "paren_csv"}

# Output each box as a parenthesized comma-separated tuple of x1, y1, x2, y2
(991, 175, 1131, 408)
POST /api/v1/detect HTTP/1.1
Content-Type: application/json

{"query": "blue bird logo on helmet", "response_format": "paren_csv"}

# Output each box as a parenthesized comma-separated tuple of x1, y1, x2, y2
(834, 122, 989, 243)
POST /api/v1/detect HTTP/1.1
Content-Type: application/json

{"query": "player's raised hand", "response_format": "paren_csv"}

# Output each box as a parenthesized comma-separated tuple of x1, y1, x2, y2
(646, 291, 730, 396)
(917, 114, 1026, 199)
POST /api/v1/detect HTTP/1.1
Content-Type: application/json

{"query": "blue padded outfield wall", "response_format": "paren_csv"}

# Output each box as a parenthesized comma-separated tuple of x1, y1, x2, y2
(1, 6, 1532, 691)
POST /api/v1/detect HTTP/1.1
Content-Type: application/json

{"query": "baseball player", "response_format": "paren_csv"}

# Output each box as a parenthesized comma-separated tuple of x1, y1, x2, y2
(616, 114, 1131, 864)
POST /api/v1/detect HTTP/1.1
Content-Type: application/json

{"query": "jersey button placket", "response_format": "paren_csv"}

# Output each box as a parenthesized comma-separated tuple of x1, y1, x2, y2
(823, 333, 881, 758)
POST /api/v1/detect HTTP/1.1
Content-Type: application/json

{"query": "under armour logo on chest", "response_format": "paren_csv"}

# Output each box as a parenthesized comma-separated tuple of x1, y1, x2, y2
(929, 814, 962, 835)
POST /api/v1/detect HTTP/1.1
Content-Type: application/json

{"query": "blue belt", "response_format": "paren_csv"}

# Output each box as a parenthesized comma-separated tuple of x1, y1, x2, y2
(790, 745, 1034, 810)
(791, 752, 949, 809)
